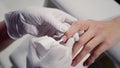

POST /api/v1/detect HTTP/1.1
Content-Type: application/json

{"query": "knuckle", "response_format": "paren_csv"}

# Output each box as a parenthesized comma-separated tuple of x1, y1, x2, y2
(92, 52, 99, 58)
(79, 38, 86, 45)
(65, 23, 81, 38)
(86, 19, 94, 22)
(104, 40, 111, 46)
(84, 45, 92, 51)
(86, 19, 96, 24)
(76, 40, 81, 45)
(74, 22, 85, 28)
(74, 22, 81, 27)
(95, 25, 104, 31)
(73, 22, 80, 25)
(65, 32, 73, 38)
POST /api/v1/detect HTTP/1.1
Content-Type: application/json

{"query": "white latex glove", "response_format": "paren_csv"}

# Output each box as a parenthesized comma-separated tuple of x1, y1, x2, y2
(5, 7, 79, 41)
(27, 36, 87, 68)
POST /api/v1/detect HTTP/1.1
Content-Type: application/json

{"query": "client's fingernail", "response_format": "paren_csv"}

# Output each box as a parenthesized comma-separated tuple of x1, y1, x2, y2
(71, 60, 77, 67)
(83, 61, 90, 66)
(83, 60, 95, 66)
(61, 35, 67, 42)
(83, 61, 88, 66)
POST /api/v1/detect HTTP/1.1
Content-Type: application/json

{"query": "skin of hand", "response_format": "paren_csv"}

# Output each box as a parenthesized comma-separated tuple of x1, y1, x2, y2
(62, 17, 120, 67)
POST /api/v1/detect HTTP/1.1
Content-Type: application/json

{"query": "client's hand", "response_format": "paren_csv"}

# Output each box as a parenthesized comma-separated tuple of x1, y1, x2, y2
(62, 18, 120, 66)
(5, 7, 78, 40)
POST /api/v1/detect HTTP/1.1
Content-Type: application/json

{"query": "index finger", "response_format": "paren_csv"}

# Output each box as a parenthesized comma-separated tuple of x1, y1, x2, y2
(62, 21, 89, 42)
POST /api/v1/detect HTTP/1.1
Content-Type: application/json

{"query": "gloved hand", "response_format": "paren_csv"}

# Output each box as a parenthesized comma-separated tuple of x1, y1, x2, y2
(27, 36, 87, 68)
(5, 7, 79, 40)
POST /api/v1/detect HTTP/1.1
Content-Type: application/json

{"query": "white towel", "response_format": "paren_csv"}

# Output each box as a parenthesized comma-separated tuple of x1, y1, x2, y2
(27, 36, 88, 68)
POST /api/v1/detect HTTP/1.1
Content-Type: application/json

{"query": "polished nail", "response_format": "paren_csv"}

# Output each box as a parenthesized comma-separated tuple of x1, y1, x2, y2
(83, 61, 88, 66)
(71, 60, 77, 67)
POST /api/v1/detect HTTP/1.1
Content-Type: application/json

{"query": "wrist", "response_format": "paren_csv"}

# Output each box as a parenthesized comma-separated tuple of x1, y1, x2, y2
(0, 20, 12, 42)
(112, 16, 120, 40)
(112, 16, 120, 25)
(0, 20, 14, 51)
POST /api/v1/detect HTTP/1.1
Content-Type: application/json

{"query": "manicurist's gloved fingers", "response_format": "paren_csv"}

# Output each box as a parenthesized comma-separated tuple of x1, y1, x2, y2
(44, 14, 79, 42)
(5, 7, 80, 40)
(5, 11, 23, 39)
(44, 15, 69, 33)
(19, 13, 39, 36)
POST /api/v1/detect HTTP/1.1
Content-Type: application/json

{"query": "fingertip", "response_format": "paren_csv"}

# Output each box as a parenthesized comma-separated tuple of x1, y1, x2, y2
(61, 35, 68, 43)
(83, 58, 95, 67)
(83, 60, 89, 66)
(71, 60, 77, 67)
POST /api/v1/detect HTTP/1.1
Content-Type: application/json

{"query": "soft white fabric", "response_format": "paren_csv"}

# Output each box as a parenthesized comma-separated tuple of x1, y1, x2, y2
(27, 36, 87, 68)
(4, 7, 82, 68)
(4, 7, 79, 41)
(9, 35, 33, 68)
